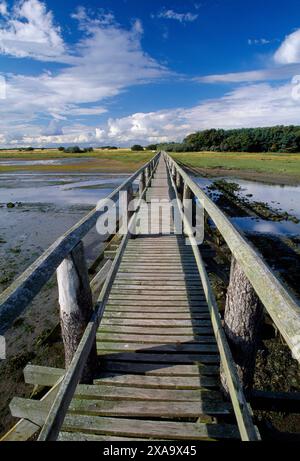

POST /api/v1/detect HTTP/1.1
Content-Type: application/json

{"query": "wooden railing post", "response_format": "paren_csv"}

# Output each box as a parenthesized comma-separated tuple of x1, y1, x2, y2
(221, 256, 263, 395)
(127, 184, 134, 223)
(171, 163, 176, 179)
(119, 184, 134, 236)
(146, 165, 151, 185)
(175, 171, 183, 200)
(56, 241, 97, 384)
(139, 170, 146, 197)
(183, 183, 195, 236)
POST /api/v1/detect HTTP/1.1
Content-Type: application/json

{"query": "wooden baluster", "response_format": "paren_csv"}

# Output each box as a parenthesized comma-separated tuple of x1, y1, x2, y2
(119, 184, 134, 236)
(127, 184, 134, 223)
(221, 256, 263, 395)
(171, 164, 176, 179)
(183, 183, 195, 236)
(146, 165, 151, 185)
(139, 170, 146, 197)
(175, 171, 183, 200)
(56, 241, 97, 384)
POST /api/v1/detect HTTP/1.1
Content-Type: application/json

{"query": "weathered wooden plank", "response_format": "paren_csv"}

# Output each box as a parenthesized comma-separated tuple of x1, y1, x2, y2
(102, 312, 210, 320)
(99, 325, 214, 335)
(101, 319, 211, 327)
(93, 373, 218, 389)
(99, 353, 220, 364)
(99, 361, 219, 376)
(119, 264, 198, 269)
(118, 269, 199, 275)
(58, 432, 148, 441)
(97, 333, 215, 344)
(66, 398, 231, 417)
(106, 300, 206, 307)
(108, 295, 206, 301)
(113, 280, 202, 286)
(62, 415, 239, 440)
(96, 342, 218, 353)
(105, 305, 209, 313)
(75, 384, 222, 402)
(2, 377, 63, 441)
(111, 284, 203, 292)
(115, 274, 201, 280)
(121, 258, 197, 263)
(0, 419, 40, 442)
(62, 413, 238, 440)
(109, 291, 205, 299)
(24, 365, 65, 387)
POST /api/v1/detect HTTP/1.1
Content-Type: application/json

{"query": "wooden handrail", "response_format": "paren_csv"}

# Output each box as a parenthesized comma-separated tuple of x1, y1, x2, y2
(164, 152, 300, 364)
(0, 153, 160, 336)
(165, 156, 260, 441)
(37, 158, 160, 441)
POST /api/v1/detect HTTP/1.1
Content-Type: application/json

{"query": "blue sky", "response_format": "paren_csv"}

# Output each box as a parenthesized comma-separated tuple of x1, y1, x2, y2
(1, 0, 300, 146)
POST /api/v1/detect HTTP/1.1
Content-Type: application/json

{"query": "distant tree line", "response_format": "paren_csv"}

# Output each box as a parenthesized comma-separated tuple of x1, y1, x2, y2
(58, 146, 94, 153)
(157, 126, 300, 153)
(131, 144, 158, 151)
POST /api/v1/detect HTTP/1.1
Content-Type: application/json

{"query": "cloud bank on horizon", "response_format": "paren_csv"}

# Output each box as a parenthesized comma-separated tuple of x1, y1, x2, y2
(0, 0, 300, 147)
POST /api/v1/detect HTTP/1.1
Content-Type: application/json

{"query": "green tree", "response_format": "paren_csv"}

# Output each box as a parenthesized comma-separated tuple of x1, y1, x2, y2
(131, 144, 144, 151)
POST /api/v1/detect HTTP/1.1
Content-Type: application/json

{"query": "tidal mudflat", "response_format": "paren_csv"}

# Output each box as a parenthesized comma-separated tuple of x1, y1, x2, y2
(0, 170, 129, 436)
(195, 176, 300, 237)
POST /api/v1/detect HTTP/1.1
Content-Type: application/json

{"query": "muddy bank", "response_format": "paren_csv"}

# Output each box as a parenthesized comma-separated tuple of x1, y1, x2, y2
(201, 179, 300, 438)
(184, 164, 300, 186)
(0, 201, 106, 437)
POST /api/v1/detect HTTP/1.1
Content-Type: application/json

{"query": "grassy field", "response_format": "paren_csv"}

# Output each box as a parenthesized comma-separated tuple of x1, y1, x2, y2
(0, 149, 154, 173)
(171, 151, 300, 181)
(1, 149, 300, 182)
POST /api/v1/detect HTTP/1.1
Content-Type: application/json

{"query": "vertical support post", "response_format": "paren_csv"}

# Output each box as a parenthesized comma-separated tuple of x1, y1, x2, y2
(171, 164, 176, 180)
(176, 171, 183, 200)
(57, 241, 97, 384)
(221, 256, 263, 395)
(146, 165, 151, 186)
(183, 183, 195, 236)
(139, 170, 146, 197)
(119, 184, 134, 235)
(127, 184, 134, 223)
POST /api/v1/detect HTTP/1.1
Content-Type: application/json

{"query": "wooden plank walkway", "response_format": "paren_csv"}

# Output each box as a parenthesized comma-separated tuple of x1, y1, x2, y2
(58, 156, 239, 441)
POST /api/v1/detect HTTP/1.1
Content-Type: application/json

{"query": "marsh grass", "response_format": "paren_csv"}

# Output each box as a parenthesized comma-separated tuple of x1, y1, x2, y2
(0, 149, 154, 173)
(171, 151, 300, 177)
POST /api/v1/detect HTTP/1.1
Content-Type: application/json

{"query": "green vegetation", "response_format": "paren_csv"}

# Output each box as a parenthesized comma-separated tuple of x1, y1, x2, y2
(0, 149, 154, 173)
(57, 146, 94, 153)
(131, 144, 144, 151)
(171, 151, 300, 179)
(146, 144, 158, 150)
(159, 126, 300, 153)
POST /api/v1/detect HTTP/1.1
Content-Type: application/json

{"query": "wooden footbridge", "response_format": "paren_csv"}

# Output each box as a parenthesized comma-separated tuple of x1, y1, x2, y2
(1, 152, 300, 442)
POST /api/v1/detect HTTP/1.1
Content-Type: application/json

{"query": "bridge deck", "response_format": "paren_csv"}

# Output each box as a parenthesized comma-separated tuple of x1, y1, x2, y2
(58, 157, 239, 441)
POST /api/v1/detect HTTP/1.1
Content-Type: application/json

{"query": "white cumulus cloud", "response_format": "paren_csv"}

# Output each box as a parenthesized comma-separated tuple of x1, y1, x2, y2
(274, 28, 300, 64)
(0, 3, 170, 145)
(0, 0, 66, 60)
(10, 81, 300, 148)
(0, 1, 7, 16)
